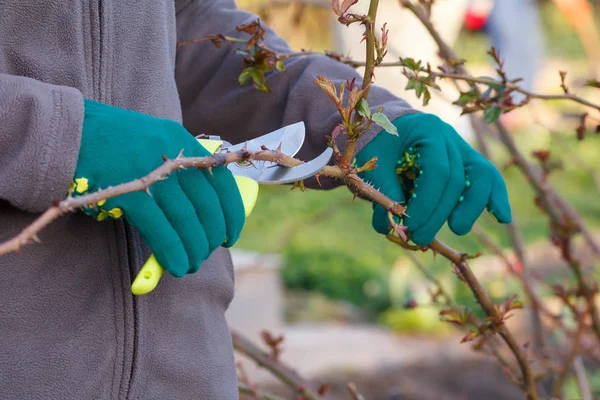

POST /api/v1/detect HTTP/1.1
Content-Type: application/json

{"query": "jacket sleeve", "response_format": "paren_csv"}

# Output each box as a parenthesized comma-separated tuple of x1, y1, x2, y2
(0, 73, 84, 212)
(174, 0, 418, 189)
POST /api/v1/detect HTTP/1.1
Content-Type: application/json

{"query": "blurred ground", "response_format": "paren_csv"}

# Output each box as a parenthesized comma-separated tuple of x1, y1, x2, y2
(242, 325, 524, 400)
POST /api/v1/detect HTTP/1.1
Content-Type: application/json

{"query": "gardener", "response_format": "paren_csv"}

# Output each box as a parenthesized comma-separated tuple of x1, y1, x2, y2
(0, 1, 511, 399)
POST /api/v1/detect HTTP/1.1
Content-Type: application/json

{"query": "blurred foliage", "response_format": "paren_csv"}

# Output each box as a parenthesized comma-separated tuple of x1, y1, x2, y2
(283, 248, 392, 316)
(378, 306, 453, 336)
(284, 290, 368, 323)
(564, 369, 600, 398)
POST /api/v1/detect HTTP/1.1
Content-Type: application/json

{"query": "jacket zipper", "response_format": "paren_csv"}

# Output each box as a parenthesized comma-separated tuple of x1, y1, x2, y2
(94, 0, 139, 397)
(123, 222, 139, 400)
(97, 0, 103, 100)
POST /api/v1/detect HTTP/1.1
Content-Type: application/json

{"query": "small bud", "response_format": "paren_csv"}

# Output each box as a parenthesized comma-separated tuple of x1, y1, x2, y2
(404, 299, 418, 309)
(355, 156, 378, 173)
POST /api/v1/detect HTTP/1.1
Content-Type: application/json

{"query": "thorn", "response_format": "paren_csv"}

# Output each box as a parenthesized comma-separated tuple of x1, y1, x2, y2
(242, 142, 248, 152)
(430, 248, 438, 260)
(260, 145, 268, 151)
(52, 199, 60, 207)
(144, 186, 153, 196)
(315, 174, 322, 187)
(176, 149, 185, 159)
(206, 167, 214, 176)
(161, 154, 169, 162)
(32, 234, 42, 244)
(276, 141, 283, 152)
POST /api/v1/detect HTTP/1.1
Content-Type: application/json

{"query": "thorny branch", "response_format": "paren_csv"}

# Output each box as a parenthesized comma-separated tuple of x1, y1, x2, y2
(232, 330, 323, 400)
(339, 0, 380, 168)
(238, 383, 287, 400)
(0, 149, 340, 256)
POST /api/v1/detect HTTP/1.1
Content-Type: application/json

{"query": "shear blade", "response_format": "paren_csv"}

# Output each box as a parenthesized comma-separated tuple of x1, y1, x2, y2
(224, 121, 305, 157)
(256, 147, 333, 185)
(226, 121, 307, 180)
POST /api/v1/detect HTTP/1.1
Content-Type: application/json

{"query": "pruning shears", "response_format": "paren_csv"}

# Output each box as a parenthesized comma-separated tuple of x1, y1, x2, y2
(131, 121, 333, 295)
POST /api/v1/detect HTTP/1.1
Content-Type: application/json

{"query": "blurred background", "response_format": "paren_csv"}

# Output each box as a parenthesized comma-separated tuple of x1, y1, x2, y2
(223, 1, 600, 398)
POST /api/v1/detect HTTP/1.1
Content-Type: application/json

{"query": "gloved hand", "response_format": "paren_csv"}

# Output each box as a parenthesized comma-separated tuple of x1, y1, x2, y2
(356, 113, 511, 246)
(70, 99, 245, 277)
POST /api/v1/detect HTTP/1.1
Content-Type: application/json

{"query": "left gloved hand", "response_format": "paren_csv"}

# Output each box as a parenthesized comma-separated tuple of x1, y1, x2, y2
(355, 112, 511, 246)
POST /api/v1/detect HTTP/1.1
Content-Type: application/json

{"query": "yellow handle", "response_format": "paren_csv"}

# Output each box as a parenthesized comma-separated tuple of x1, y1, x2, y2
(130, 140, 259, 295)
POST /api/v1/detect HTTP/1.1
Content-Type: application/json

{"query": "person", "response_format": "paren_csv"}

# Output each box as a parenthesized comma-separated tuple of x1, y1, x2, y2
(0, 1, 511, 399)
(464, 0, 545, 101)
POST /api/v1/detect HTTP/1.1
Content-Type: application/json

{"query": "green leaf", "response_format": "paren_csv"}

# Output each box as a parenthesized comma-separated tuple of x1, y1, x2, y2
(372, 112, 398, 136)
(238, 67, 253, 86)
(405, 80, 417, 91)
(455, 90, 478, 105)
(585, 79, 600, 88)
(250, 69, 270, 92)
(357, 98, 371, 119)
(401, 57, 419, 70)
(422, 87, 431, 106)
(275, 60, 285, 72)
(426, 81, 441, 91)
(480, 77, 505, 94)
(415, 82, 424, 98)
(484, 106, 502, 124)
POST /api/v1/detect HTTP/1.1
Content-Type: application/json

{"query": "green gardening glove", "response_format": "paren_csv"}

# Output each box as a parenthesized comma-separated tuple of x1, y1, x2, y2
(356, 113, 511, 246)
(70, 99, 245, 277)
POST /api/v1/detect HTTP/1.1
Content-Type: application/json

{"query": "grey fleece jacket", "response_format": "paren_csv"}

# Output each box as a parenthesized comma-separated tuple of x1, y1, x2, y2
(0, 1, 415, 399)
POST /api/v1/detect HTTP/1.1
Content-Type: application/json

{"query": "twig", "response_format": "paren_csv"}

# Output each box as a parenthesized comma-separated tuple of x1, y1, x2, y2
(545, 125, 600, 195)
(360, 0, 378, 96)
(429, 71, 600, 112)
(238, 383, 287, 400)
(404, 251, 454, 306)
(473, 223, 550, 353)
(573, 356, 593, 400)
(237, 362, 262, 400)
(484, 340, 524, 388)
(552, 301, 591, 397)
(231, 331, 322, 400)
(348, 382, 367, 400)
(428, 240, 539, 400)
(340, 0, 380, 168)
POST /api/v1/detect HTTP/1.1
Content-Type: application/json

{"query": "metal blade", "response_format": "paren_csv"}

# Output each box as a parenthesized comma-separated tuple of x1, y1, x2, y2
(226, 121, 306, 180)
(224, 121, 305, 157)
(254, 147, 333, 185)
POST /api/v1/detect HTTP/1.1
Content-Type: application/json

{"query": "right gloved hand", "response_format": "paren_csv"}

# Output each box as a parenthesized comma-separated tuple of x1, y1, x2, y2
(355, 113, 511, 246)
(70, 99, 245, 277)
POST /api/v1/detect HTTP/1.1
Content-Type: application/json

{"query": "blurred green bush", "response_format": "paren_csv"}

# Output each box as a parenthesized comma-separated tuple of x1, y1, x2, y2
(282, 248, 392, 316)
